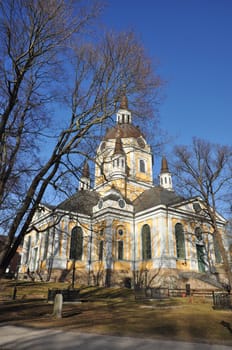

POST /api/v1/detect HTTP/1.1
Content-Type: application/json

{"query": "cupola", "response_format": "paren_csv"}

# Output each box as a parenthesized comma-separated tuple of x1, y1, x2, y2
(111, 129, 126, 179)
(116, 93, 132, 125)
(159, 156, 173, 191)
(79, 161, 90, 190)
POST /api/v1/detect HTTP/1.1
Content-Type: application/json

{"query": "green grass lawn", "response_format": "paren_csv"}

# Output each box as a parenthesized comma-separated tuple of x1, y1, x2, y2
(0, 279, 231, 346)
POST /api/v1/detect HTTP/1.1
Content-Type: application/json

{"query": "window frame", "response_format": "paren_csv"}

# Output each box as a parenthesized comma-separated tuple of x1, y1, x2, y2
(139, 159, 146, 173)
(98, 240, 104, 261)
(69, 226, 83, 260)
(213, 234, 222, 264)
(118, 240, 124, 260)
(142, 224, 152, 260)
(175, 223, 186, 260)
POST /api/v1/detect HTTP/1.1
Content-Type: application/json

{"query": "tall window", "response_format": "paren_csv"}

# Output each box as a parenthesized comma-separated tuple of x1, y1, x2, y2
(175, 223, 186, 259)
(196, 244, 206, 272)
(54, 231, 61, 256)
(98, 240, 104, 261)
(69, 226, 83, 260)
(25, 236, 31, 264)
(36, 232, 39, 242)
(142, 224, 151, 260)
(32, 247, 38, 271)
(118, 241, 124, 260)
(213, 233, 222, 263)
(43, 230, 49, 260)
(139, 159, 145, 173)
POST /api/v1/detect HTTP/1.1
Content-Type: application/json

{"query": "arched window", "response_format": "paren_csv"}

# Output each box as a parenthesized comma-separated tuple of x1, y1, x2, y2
(139, 159, 145, 173)
(36, 232, 39, 242)
(118, 241, 123, 260)
(43, 230, 49, 260)
(98, 240, 104, 261)
(213, 233, 222, 263)
(142, 224, 151, 260)
(25, 236, 31, 264)
(175, 223, 186, 259)
(54, 231, 61, 256)
(196, 244, 206, 272)
(69, 226, 83, 260)
(32, 247, 38, 271)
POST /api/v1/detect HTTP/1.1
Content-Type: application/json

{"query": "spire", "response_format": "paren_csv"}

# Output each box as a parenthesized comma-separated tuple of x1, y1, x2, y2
(82, 161, 90, 178)
(161, 156, 169, 173)
(111, 128, 126, 179)
(120, 93, 128, 110)
(116, 92, 132, 124)
(79, 160, 90, 190)
(113, 129, 125, 156)
(159, 156, 173, 191)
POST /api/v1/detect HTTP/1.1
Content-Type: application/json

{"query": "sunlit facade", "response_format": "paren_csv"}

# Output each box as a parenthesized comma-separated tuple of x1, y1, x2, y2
(20, 96, 228, 288)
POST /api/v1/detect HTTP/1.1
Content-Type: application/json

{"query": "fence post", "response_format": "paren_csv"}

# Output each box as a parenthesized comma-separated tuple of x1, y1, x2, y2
(52, 293, 63, 318)
(186, 284, 191, 296)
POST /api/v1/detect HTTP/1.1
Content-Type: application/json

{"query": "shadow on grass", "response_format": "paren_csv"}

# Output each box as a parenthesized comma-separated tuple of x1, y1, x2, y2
(0, 296, 232, 346)
(79, 286, 134, 300)
(0, 300, 53, 324)
(220, 320, 232, 334)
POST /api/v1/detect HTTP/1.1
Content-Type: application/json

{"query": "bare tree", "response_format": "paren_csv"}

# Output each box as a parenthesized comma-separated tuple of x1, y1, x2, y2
(0, 1, 162, 276)
(173, 137, 232, 287)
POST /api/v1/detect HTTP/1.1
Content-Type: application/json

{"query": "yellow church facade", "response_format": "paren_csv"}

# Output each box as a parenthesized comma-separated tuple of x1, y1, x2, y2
(20, 96, 229, 289)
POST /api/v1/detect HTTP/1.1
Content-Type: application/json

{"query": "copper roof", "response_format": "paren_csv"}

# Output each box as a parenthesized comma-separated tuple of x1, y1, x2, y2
(104, 124, 143, 140)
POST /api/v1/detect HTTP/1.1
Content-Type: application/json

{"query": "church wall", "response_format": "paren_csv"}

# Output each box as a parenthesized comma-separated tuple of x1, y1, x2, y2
(20, 204, 228, 288)
(18, 96, 229, 288)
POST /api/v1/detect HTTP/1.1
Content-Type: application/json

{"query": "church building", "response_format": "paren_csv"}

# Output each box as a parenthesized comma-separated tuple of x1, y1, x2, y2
(20, 95, 229, 289)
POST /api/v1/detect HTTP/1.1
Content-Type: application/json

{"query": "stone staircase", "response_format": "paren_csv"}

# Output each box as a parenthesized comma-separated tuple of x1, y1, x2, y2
(180, 271, 224, 289)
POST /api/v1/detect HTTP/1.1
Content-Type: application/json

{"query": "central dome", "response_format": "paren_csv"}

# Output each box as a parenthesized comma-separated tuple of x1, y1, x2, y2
(104, 124, 144, 140)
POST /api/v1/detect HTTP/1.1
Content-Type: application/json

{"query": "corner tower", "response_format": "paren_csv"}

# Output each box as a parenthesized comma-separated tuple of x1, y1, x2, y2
(159, 156, 173, 191)
(79, 161, 90, 190)
(94, 94, 153, 201)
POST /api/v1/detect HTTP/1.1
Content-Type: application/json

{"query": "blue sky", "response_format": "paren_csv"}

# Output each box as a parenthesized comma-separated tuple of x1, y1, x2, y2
(102, 0, 232, 147)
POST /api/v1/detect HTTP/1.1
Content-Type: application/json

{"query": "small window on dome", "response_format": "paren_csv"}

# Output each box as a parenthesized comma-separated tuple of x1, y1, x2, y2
(118, 229, 124, 236)
(118, 199, 125, 208)
(137, 137, 145, 148)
